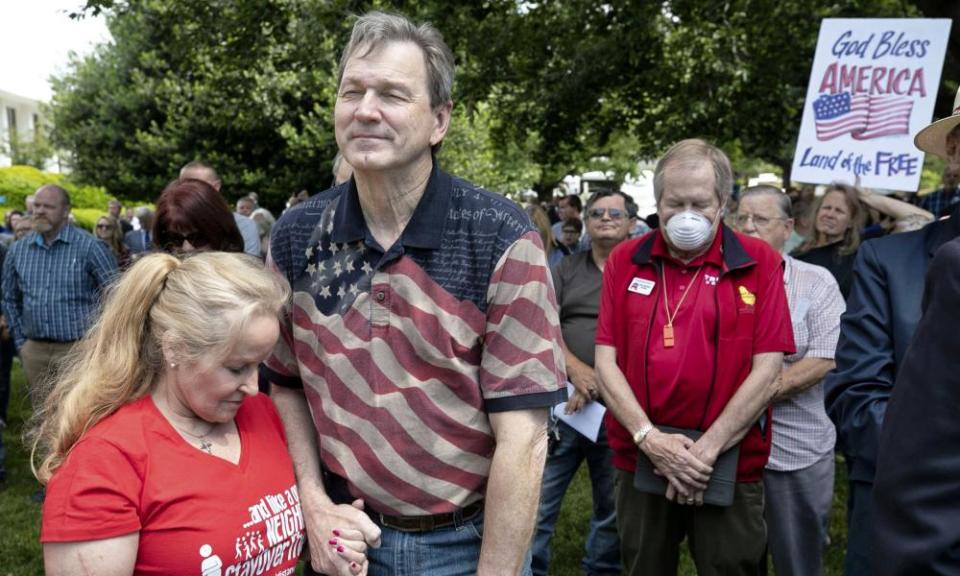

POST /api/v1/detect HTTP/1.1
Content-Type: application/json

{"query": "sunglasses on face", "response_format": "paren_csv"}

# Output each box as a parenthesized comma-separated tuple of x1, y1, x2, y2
(587, 207, 626, 220)
(96, 224, 112, 230)
(164, 231, 208, 249)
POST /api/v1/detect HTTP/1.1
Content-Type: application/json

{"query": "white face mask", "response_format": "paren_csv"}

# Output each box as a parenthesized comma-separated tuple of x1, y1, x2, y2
(664, 210, 714, 252)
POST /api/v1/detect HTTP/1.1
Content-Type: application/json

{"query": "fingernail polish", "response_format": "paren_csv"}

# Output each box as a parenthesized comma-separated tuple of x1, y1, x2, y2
(328, 538, 338, 545)
(337, 545, 345, 553)
(333, 529, 341, 537)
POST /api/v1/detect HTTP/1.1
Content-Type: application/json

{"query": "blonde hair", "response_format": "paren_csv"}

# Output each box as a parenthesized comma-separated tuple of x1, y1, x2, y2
(30, 252, 290, 483)
(797, 182, 866, 256)
(525, 204, 556, 250)
(95, 215, 129, 262)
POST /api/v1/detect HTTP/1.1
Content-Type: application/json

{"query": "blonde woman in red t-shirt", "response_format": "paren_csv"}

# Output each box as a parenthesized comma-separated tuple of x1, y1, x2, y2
(30, 253, 369, 576)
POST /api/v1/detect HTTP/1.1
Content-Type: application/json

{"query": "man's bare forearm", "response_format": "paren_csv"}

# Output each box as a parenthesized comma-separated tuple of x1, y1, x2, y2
(595, 344, 652, 435)
(270, 384, 329, 502)
(477, 408, 549, 575)
(774, 357, 835, 401)
(701, 352, 783, 454)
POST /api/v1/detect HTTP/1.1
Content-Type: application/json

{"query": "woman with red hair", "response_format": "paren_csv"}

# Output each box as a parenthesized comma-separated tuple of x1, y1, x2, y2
(153, 179, 244, 254)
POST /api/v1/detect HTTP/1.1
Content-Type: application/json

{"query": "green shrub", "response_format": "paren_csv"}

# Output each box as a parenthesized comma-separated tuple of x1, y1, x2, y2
(0, 166, 112, 211)
(71, 208, 109, 231)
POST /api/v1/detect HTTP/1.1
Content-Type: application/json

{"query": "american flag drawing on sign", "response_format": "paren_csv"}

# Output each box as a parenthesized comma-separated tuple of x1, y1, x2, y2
(813, 92, 913, 141)
(853, 95, 914, 140)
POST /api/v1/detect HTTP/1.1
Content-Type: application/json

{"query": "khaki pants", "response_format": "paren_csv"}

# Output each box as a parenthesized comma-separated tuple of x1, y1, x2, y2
(615, 469, 766, 576)
(20, 340, 76, 410)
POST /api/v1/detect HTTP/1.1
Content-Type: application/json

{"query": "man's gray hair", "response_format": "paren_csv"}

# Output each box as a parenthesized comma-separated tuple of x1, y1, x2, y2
(740, 185, 792, 219)
(653, 139, 733, 207)
(134, 206, 153, 219)
(338, 11, 455, 109)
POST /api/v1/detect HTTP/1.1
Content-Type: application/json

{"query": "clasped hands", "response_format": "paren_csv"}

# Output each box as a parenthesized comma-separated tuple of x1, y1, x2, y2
(641, 430, 719, 507)
(303, 495, 382, 576)
(566, 364, 600, 414)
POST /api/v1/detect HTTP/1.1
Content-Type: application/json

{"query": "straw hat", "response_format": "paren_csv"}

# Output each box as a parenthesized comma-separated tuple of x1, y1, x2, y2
(915, 86, 960, 159)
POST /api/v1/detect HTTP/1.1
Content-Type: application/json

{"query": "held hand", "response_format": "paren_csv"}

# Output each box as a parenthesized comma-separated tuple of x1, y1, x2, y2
(564, 389, 590, 414)
(567, 362, 600, 401)
(303, 494, 381, 576)
(641, 430, 713, 497)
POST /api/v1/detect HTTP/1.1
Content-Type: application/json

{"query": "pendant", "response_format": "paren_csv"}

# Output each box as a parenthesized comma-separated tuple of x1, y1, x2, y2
(199, 439, 213, 454)
(663, 324, 675, 348)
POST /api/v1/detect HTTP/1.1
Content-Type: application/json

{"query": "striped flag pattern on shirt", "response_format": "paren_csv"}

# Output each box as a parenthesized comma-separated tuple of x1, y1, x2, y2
(274, 233, 563, 516)
(813, 92, 913, 141)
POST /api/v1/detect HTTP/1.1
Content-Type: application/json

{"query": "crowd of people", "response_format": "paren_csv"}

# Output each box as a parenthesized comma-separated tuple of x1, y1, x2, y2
(0, 9, 956, 576)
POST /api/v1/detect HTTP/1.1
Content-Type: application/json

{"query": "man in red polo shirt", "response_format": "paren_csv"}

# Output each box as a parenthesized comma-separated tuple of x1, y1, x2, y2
(595, 139, 794, 575)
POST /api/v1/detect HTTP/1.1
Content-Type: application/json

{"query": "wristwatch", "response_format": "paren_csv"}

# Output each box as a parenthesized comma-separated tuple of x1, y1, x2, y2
(632, 424, 655, 446)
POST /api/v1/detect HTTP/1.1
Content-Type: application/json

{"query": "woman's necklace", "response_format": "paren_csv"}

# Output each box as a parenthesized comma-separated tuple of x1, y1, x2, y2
(174, 422, 216, 454)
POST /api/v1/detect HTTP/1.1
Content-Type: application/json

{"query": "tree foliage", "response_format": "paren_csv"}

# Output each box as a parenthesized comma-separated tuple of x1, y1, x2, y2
(53, 0, 353, 208)
(54, 0, 944, 207)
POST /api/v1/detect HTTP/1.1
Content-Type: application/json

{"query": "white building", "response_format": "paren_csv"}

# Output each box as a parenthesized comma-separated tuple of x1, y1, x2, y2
(0, 88, 57, 170)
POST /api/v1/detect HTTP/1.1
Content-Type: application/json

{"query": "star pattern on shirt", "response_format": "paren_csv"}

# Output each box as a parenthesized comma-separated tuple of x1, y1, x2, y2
(300, 224, 378, 315)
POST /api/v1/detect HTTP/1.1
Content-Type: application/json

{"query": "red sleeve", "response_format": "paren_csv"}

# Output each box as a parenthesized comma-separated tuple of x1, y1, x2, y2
(752, 250, 796, 355)
(41, 437, 143, 542)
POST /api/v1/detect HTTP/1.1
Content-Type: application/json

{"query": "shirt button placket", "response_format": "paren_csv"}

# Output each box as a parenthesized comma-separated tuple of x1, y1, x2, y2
(370, 273, 390, 327)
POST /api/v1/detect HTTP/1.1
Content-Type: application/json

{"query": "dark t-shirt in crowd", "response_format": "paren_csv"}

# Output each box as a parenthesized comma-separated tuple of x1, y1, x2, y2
(552, 250, 602, 367)
(793, 241, 856, 299)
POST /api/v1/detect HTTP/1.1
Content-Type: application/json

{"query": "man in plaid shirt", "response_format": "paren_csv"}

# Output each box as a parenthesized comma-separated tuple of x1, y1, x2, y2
(736, 185, 844, 576)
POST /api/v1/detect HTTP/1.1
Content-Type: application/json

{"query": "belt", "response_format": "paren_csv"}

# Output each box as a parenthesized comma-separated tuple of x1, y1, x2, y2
(373, 500, 484, 533)
(29, 338, 75, 344)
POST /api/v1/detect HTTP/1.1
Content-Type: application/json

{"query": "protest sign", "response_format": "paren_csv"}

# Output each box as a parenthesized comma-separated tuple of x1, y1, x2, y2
(791, 19, 952, 192)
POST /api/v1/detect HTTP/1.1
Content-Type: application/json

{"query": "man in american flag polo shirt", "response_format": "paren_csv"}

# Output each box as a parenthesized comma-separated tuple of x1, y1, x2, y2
(262, 11, 566, 576)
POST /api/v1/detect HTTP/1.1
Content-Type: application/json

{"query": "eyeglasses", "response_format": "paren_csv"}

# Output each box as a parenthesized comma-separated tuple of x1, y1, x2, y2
(586, 207, 626, 220)
(164, 231, 207, 249)
(735, 213, 787, 228)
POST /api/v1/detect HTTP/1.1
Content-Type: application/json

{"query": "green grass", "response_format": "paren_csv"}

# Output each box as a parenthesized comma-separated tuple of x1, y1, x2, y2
(0, 364, 849, 575)
(1, 363, 44, 576)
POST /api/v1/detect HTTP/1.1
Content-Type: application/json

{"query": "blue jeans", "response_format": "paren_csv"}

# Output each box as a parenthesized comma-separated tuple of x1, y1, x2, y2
(305, 512, 532, 576)
(532, 420, 620, 576)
